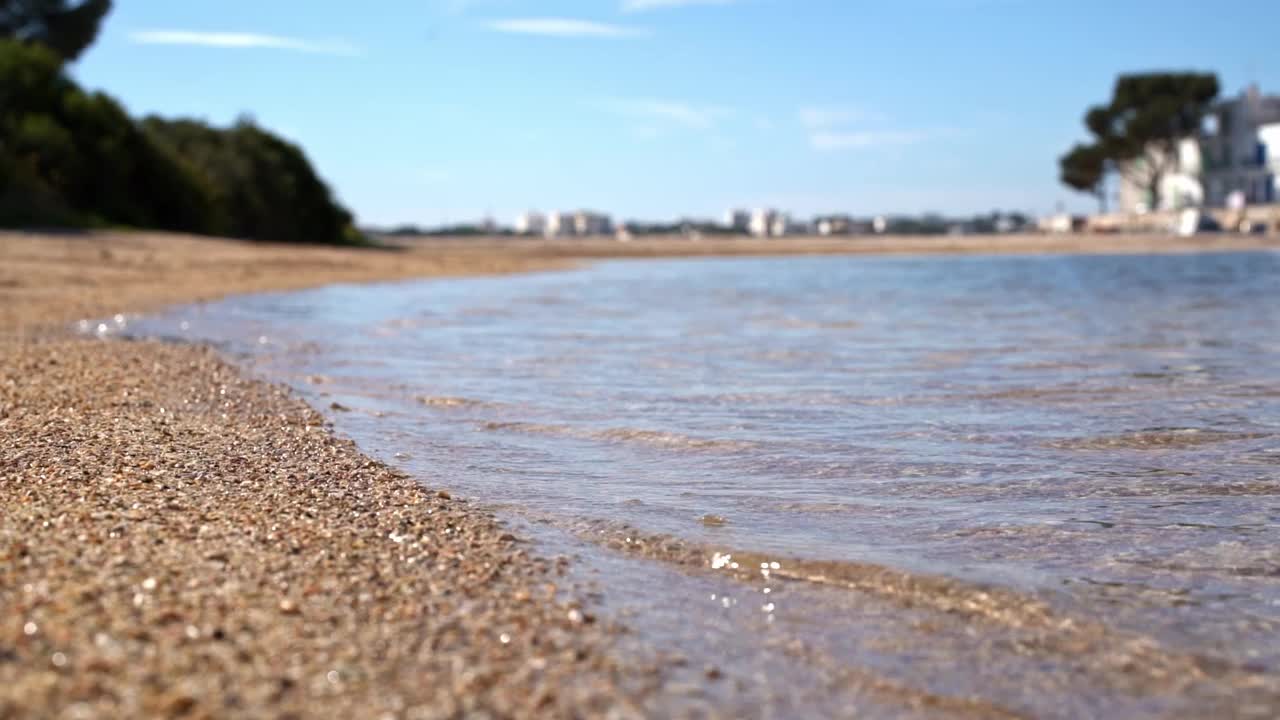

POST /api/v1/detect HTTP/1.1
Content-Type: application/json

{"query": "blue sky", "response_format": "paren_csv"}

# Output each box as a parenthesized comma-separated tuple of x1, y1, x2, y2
(72, 0, 1280, 226)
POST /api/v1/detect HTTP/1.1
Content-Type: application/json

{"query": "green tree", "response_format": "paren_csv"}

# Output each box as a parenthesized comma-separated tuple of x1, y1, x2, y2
(143, 117, 359, 244)
(0, 0, 112, 62)
(1064, 72, 1219, 212)
(1, 36, 362, 243)
(0, 38, 80, 223)
(1058, 143, 1109, 213)
(0, 39, 217, 231)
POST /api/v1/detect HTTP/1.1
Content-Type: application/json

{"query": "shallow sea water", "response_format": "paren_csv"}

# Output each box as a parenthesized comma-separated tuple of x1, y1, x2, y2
(131, 251, 1280, 716)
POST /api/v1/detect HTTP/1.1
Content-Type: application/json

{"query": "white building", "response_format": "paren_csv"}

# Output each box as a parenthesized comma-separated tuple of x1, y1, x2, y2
(770, 214, 808, 237)
(573, 210, 614, 236)
(1200, 86, 1280, 206)
(1118, 86, 1280, 212)
(1038, 213, 1082, 234)
(545, 211, 574, 237)
(1117, 138, 1205, 213)
(526, 209, 617, 237)
(769, 214, 789, 237)
(815, 215, 871, 236)
(723, 209, 750, 233)
(515, 211, 546, 236)
(748, 208, 777, 237)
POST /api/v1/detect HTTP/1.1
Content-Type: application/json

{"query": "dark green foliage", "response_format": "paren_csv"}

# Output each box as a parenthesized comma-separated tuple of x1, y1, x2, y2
(1062, 72, 1219, 210)
(1058, 143, 1109, 212)
(0, 39, 362, 244)
(143, 118, 356, 244)
(1088, 73, 1219, 160)
(0, 0, 112, 62)
(0, 39, 215, 231)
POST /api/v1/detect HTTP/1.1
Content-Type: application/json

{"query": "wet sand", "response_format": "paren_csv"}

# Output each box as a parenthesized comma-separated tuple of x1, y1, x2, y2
(2, 229, 1279, 718)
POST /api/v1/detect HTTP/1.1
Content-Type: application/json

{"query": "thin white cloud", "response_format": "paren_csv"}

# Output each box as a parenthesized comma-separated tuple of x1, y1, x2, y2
(130, 30, 360, 56)
(800, 105, 956, 151)
(809, 129, 952, 151)
(798, 106, 877, 130)
(488, 18, 644, 38)
(600, 99, 730, 129)
(621, 0, 737, 12)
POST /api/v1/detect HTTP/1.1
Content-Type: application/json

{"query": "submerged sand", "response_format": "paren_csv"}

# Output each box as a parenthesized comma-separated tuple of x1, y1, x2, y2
(3, 229, 1279, 718)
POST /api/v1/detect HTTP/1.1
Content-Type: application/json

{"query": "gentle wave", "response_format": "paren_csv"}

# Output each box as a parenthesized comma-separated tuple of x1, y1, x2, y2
(478, 420, 751, 451)
(549, 515, 1280, 705)
(1047, 428, 1271, 451)
(417, 395, 501, 410)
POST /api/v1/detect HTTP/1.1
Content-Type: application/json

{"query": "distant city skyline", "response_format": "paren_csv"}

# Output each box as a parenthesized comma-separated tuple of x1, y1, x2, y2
(74, 0, 1280, 226)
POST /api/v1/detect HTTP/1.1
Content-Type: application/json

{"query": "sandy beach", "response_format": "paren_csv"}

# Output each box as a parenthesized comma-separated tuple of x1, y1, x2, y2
(3, 229, 1279, 718)
(0, 232, 668, 718)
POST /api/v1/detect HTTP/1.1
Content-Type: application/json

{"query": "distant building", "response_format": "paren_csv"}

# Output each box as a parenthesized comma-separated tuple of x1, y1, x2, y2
(573, 210, 614, 236)
(748, 208, 777, 237)
(815, 215, 873, 236)
(546, 211, 574, 237)
(1038, 213, 1085, 234)
(1116, 138, 1204, 213)
(1200, 85, 1280, 206)
(723, 209, 750, 233)
(993, 215, 1019, 233)
(769, 214, 789, 237)
(515, 211, 546, 236)
(1118, 85, 1280, 213)
(815, 216, 845, 236)
(769, 214, 808, 237)
(514, 209, 617, 237)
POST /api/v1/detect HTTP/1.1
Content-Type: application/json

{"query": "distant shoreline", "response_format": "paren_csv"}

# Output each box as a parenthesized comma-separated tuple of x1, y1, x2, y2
(5, 229, 1278, 337)
(387, 231, 1280, 261)
(4, 230, 1278, 336)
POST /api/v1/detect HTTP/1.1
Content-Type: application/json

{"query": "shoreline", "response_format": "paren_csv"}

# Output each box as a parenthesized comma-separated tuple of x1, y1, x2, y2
(5, 229, 1278, 336)
(4, 229, 1280, 716)
(388, 230, 1280, 261)
(0, 231, 652, 717)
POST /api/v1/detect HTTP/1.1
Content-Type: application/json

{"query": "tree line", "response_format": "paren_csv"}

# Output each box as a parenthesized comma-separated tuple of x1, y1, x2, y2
(0, 0, 363, 244)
